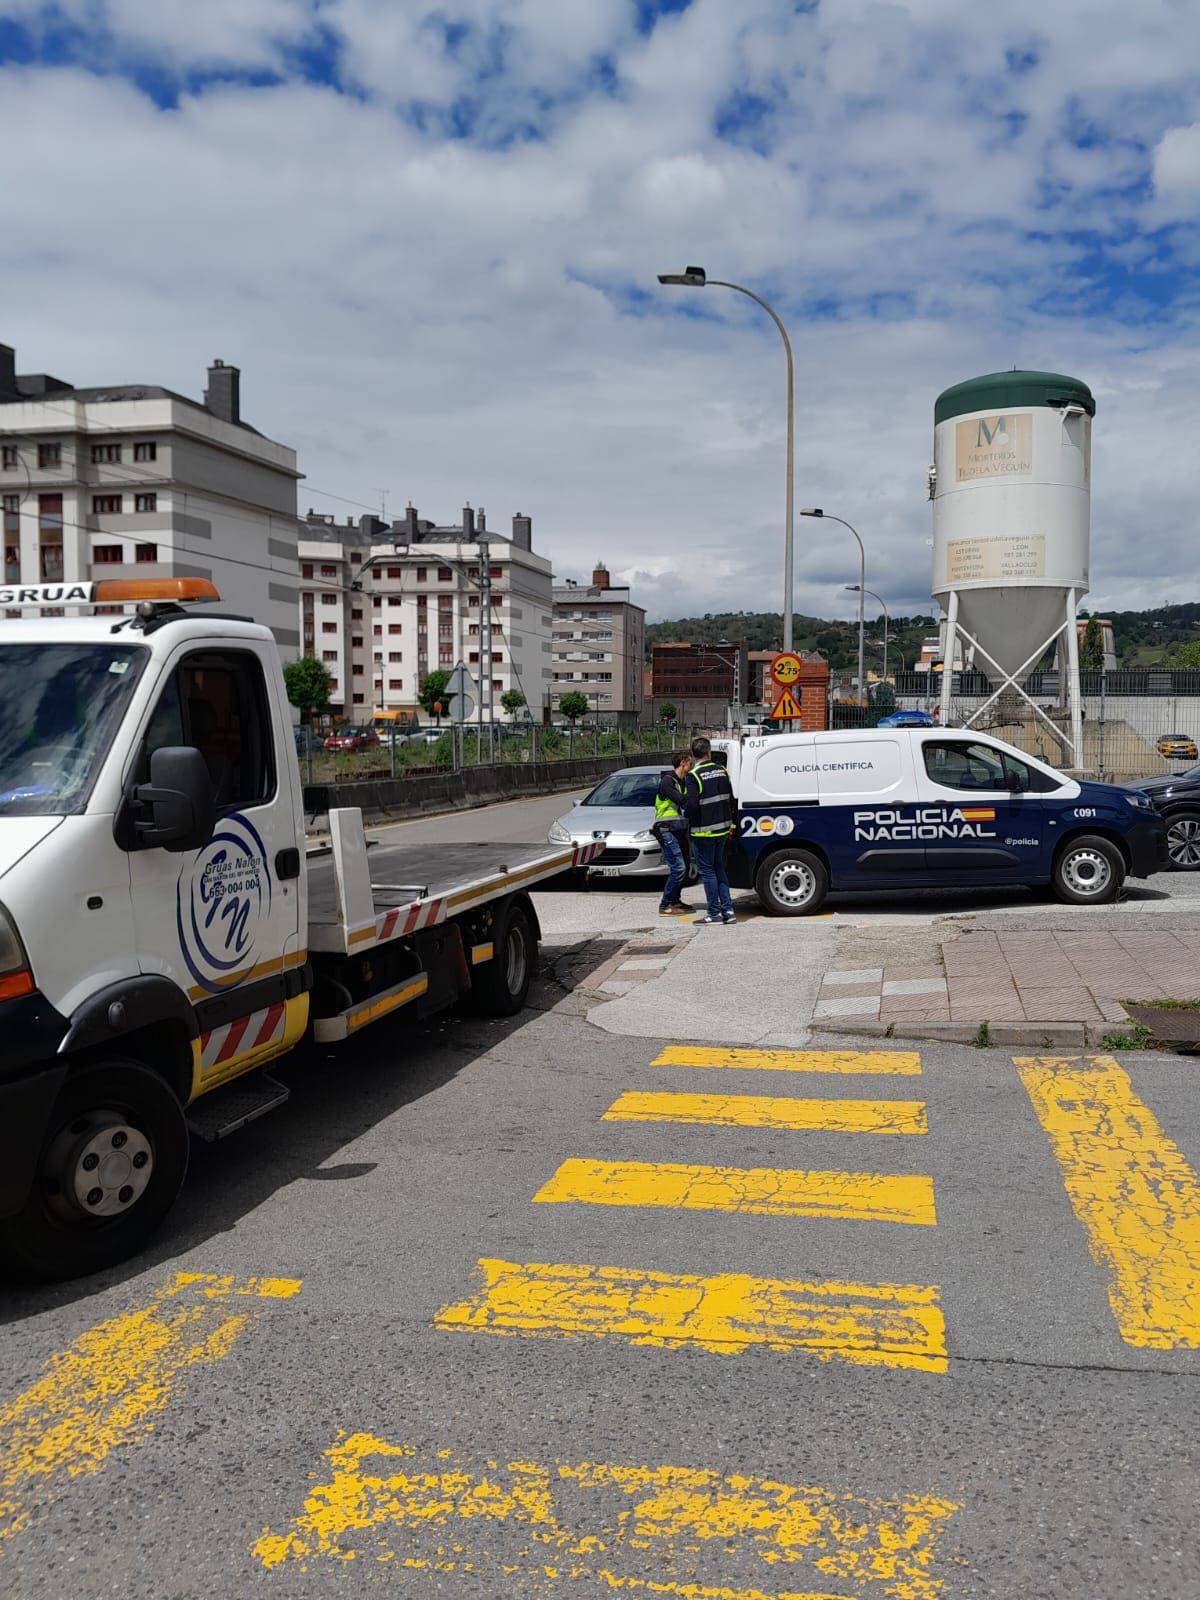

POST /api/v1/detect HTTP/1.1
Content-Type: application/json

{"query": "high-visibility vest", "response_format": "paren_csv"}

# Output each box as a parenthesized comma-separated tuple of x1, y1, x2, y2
(654, 776, 684, 824)
(689, 762, 734, 837)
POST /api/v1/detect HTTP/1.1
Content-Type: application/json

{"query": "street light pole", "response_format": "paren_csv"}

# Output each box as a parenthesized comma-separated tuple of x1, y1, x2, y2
(657, 266, 795, 651)
(802, 508, 865, 704)
(847, 584, 890, 682)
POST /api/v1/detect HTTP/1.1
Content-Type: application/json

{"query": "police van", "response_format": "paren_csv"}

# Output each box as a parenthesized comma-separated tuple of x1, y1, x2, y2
(719, 727, 1166, 915)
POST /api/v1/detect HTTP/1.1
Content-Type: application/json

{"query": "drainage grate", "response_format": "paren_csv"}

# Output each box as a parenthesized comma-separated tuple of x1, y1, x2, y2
(1124, 1004, 1200, 1044)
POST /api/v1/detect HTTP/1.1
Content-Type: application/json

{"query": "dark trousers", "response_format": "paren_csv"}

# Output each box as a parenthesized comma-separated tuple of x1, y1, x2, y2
(692, 834, 733, 919)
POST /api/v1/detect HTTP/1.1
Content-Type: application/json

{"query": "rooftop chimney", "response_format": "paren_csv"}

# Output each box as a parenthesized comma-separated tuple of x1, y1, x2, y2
(204, 358, 241, 425)
(592, 560, 611, 590)
(511, 512, 532, 551)
(0, 344, 17, 402)
(462, 503, 476, 538)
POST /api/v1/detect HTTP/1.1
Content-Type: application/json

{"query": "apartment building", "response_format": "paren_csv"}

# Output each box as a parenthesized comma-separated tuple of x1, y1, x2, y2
(298, 506, 553, 719)
(551, 563, 645, 721)
(0, 343, 300, 649)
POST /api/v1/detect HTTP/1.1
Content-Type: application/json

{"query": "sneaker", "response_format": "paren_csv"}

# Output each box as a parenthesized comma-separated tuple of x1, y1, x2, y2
(696, 915, 724, 925)
(722, 912, 736, 924)
(658, 906, 679, 916)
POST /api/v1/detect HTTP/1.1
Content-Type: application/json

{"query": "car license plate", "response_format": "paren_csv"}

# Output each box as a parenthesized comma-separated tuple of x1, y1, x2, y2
(592, 866, 624, 877)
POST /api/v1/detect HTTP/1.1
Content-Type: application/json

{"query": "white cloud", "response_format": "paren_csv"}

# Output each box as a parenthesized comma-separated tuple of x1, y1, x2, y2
(1, 0, 1198, 628)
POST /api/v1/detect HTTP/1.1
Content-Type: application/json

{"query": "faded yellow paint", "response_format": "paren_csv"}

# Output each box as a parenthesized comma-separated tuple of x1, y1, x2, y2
(651, 1046, 922, 1076)
(188, 994, 310, 1102)
(603, 1090, 927, 1137)
(347, 975, 429, 1032)
(254, 1430, 960, 1600)
(0, 1272, 300, 1546)
(434, 1258, 945, 1372)
(533, 1158, 936, 1227)
(1017, 1054, 1200, 1349)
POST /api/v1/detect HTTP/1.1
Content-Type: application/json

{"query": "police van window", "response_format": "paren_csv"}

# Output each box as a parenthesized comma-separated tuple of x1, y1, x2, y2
(139, 651, 274, 812)
(922, 741, 1006, 791)
(999, 749, 1061, 794)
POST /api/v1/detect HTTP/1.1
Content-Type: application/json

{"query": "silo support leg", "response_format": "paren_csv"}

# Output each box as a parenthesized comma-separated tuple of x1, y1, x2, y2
(1064, 588, 1084, 768)
(952, 621, 1074, 756)
(939, 592, 958, 726)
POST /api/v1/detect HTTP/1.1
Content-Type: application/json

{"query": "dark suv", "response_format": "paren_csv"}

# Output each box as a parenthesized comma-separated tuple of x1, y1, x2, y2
(1124, 766, 1200, 869)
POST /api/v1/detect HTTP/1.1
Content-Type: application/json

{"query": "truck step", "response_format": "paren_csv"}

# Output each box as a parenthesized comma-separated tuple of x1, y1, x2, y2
(187, 1073, 290, 1142)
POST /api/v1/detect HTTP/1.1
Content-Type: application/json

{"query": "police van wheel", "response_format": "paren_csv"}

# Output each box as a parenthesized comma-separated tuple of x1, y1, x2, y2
(755, 849, 829, 916)
(469, 902, 536, 1016)
(0, 1059, 189, 1282)
(1052, 835, 1124, 905)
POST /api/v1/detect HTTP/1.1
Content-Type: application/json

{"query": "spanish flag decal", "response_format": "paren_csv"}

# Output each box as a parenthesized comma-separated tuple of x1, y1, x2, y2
(959, 807, 996, 822)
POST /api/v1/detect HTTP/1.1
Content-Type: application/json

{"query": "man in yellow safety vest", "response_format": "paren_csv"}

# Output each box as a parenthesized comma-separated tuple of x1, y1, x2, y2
(653, 750, 693, 915)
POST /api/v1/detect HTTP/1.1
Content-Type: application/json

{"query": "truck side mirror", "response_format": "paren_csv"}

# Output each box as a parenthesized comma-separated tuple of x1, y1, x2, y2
(132, 747, 215, 853)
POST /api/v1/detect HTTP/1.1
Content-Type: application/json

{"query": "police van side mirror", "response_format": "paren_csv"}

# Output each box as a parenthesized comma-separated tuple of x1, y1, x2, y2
(1006, 769, 1027, 794)
(131, 747, 216, 853)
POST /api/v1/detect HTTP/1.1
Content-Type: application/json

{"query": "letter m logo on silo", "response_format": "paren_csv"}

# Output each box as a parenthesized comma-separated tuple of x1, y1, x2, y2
(975, 416, 1008, 448)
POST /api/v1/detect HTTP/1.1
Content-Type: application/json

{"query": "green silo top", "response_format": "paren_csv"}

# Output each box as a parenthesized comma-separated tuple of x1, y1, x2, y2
(934, 370, 1095, 425)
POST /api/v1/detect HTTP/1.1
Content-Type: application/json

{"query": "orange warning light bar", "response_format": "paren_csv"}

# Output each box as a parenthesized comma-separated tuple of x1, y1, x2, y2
(93, 578, 221, 604)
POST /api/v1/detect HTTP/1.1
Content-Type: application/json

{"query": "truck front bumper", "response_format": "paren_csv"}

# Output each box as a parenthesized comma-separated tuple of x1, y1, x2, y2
(1126, 816, 1169, 879)
(0, 990, 69, 1217)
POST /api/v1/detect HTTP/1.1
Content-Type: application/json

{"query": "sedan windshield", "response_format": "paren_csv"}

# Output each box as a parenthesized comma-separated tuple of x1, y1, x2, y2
(0, 642, 148, 815)
(583, 771, 662, 806)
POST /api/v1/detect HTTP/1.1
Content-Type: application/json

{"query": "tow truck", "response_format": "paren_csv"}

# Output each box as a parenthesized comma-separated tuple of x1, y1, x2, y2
(0, 579, 601, 1279)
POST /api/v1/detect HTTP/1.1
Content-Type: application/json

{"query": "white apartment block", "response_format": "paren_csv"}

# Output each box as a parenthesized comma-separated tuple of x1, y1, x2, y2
(0, 345, 300, 649)
(298, 506, 553, 719)
(551, 562, 645, 720)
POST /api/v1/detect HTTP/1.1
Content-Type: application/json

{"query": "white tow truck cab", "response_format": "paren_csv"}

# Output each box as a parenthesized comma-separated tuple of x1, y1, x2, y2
(715, 727, 1166, 915)
(0, 581, 600, 1280)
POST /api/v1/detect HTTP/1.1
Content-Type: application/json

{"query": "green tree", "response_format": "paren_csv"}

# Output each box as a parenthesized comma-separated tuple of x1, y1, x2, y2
(500, 689, 526, 721)
(1080, 616, 1104, 671)
(282, 657, 331, 725)
(419, 669, 454, 724)
(872, 681, 897, 716)
(657, 701, 677, 725)
(1169, 640, 1200, 670)
(558, 691, 589, 723)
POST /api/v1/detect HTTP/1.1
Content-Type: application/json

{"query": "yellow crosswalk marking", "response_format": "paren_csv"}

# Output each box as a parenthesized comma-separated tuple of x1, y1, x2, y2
(603, 1088, 927, 1136)
(1017, 1054, 1200, 1349)
(0, 1272, 300, 1545)
(254, 1431, 960, 1598)
(651, 1045, 922, 1075)
(534, 1157, 936, 1226)
(434, 1257, 946, 1371)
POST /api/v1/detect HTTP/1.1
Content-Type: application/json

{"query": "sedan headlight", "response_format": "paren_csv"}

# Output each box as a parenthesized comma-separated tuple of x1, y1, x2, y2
(632, 830, 657, 843)
(548, 819, 572, 843)
(0, 902, 33, 1001)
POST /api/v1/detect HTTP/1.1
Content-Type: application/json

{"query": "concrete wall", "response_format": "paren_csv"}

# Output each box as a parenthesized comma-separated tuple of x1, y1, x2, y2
(303, 752, 636, 828)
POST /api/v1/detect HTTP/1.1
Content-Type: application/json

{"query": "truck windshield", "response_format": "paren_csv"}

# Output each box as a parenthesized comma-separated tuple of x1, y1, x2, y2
(0, 643, 148, 815)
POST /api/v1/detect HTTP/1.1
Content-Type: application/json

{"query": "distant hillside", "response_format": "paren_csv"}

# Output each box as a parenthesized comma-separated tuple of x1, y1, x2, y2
(645, 603, 1200, 671)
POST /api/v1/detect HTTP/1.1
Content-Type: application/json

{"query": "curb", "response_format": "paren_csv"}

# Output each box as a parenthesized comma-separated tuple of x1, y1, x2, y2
(811, 1018, 1140, 1048)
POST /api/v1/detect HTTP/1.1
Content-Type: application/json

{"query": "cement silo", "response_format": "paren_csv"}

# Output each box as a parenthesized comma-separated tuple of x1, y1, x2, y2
(930, 370, 1095, 764)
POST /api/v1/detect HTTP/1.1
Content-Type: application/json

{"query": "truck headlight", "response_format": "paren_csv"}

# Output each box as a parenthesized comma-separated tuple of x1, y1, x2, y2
(0, 902, 33, 1001)
(548, 819, 571, 843)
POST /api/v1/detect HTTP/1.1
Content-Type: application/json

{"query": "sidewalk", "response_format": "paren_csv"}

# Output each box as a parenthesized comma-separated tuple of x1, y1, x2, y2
(813, 928, 1200, 1046)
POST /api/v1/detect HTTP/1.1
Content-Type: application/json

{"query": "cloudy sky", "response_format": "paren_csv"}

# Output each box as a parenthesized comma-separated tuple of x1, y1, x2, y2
(2, 0, 1198, 624)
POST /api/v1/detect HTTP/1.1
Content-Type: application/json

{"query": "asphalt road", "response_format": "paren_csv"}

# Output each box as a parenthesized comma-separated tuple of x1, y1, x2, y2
(4, 789, 1200, 1599)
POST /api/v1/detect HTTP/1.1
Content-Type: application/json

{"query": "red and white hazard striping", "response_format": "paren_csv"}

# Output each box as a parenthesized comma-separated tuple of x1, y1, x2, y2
(199, 1002, 287, 1070)
(572, 842, 605, 868)
(375, 896, 447, 945)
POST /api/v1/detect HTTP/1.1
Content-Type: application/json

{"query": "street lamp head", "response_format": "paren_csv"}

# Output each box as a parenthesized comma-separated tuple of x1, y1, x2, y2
(800, 507, 823, 518)
(845, 584, 861, 593)
(657, 266, 707, 286)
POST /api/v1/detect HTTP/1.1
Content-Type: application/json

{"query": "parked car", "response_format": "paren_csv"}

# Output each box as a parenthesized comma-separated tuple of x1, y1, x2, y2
(1156, 733, 1198, 761)
(549, 763, 692, 881)
(293, 726, 320, 755)
(1124, 764, 1200, 869)
(323, 724, 381, 753)
(877, 709, 935, 728)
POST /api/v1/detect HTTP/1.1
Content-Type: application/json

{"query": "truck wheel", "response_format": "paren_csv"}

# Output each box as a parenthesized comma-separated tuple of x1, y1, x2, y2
(1052, 835, 1124, 905)
(1165, 809, 1200, 870)
(0, 1059, 189, 1282)
(755, 848, 829, 916)
(470, 903, 536, 1016)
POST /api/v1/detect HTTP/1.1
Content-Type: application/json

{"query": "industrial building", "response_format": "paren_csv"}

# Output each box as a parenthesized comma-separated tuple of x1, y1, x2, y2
(0, 343, 300, 650)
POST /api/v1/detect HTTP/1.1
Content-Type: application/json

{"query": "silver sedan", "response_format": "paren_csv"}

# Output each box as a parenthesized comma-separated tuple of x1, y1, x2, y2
(548, 764, 693, 881)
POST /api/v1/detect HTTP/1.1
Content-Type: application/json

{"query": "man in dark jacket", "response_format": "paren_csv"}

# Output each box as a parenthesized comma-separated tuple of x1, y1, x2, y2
(686, 736, 736, 924)
(653, 750, 693, 915)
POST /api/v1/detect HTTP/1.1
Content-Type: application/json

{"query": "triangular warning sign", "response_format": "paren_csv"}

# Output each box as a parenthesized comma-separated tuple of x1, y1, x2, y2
(769, 688, 802, 720)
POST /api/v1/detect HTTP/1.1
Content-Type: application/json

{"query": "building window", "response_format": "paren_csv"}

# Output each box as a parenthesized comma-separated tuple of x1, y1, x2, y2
(387, 623, 401, 634)
(387, 567, 402, 579)
(321, 592, 337, 605)
(328, 678, 338, 691)
(38, 493, 62, 532)
(38, 442, 61, 468)
(1, 446, 18, 470)
(468, 652, 479, 663)
(91, 443, 123, 464)
(2, 493, 17, 532)
(352, 692, 364, 704)
(322, 651, 337, 662)
(40, 544, 63, 577)
(389, 678, 403, 690)
(468, 596, 479, 608)
(135, 492, 157, 513)
(437, 566, 452, 581)
(135, 542, 158, 562)
(133, 441, 157, 462)
(492, 652, 502, 663)
(373, 625, 382, 637)
(437, 593, 452, 611)
(416, 594, 426, 609)
(92, 494, 123, 514)
(322, 622, 336, 634)
(93, 544, 123, 564)
(321, 564, 337, 577)
(352, 665, 364, 676)
(350, 551, 362, 564)
(351, 636, 363, 649)
(387, 597, 401, 607)
(4, 545, 19, 571)
(388, 651, 402, 662)
(416, 567, 427, 582)
(492, 679, 502, 691)
(351, 608, 363, 620)
(439, 649, 453, 665)
(301, 562, 313, 579)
